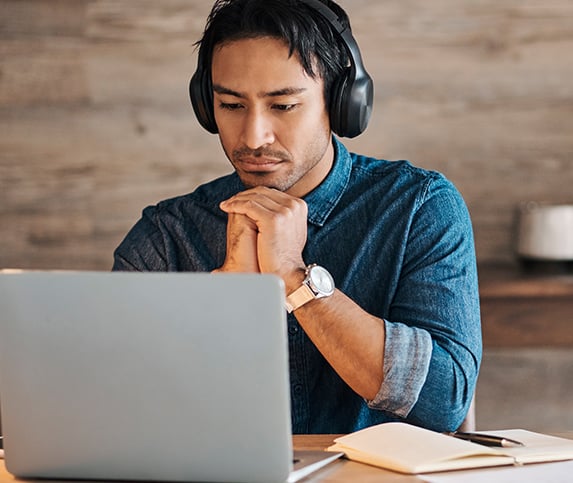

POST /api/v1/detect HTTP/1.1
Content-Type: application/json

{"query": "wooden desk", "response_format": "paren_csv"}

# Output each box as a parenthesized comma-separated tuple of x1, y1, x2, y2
(0, 434, 425, 483)
(2, 433, 573, 482)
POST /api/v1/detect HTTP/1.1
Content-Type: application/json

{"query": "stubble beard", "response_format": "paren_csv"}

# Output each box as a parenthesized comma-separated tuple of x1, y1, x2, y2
(225, 135, 331, 195)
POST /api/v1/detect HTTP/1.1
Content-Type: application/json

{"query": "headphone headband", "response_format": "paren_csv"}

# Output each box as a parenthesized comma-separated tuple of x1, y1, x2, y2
(190, 0, 373, 138)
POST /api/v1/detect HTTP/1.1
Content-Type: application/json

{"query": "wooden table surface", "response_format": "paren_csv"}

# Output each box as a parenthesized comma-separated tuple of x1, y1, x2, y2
(2, 433, 573, 482)
(0, 434, 425, 483)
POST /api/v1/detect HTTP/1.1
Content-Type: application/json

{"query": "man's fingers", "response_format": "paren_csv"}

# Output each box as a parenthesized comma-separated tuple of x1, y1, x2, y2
(220, 187, 307, 221)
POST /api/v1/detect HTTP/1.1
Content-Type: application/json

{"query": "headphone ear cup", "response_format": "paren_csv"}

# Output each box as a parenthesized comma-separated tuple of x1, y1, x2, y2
(189, 67, 218, 134)
(331, 69, 373, 139)
(328, 73, 348, 137)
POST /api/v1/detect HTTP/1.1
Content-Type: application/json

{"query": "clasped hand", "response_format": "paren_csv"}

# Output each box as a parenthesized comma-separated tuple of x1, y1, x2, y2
(218, 187, 308, 287)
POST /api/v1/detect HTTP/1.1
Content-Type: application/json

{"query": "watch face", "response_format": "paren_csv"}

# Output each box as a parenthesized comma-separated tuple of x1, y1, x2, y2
(309, 265, 335, 295)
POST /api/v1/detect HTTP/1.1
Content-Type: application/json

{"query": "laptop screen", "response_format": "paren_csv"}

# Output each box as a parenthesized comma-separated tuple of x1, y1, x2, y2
(0, 271, 295, 482)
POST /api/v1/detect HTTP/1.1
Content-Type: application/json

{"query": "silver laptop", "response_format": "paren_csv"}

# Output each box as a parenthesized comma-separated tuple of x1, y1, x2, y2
(0, 271, 341, 483)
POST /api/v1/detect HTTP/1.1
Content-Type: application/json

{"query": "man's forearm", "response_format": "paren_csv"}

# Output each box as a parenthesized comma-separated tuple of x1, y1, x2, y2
(292, 288, 386, 401)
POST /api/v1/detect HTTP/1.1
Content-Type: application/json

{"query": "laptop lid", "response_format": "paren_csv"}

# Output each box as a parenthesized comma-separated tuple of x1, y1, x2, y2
(0, 271, 297, 483)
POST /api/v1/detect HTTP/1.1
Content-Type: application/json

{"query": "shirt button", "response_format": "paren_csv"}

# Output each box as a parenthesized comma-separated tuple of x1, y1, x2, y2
(288, 325, 299, 335)
(293, 384, 303, 396)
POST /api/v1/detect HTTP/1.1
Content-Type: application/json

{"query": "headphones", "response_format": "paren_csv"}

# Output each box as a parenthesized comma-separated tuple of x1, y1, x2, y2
(189, 0, 373, 138)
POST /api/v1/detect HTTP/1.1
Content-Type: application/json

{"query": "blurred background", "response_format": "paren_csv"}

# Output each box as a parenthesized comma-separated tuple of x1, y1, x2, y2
(1, 0, 572, 432)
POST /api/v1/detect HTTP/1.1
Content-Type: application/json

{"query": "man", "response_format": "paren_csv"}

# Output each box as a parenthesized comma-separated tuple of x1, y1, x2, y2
(113, 0, 481, 434)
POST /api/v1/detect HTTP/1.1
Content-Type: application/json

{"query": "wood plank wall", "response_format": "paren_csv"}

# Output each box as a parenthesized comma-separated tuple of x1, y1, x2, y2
(1, 0, 572, 270)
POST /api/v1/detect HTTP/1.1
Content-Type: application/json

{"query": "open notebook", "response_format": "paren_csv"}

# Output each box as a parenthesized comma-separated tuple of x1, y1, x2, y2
(327, 422, 573, 474)
(0, 270, 341, 483)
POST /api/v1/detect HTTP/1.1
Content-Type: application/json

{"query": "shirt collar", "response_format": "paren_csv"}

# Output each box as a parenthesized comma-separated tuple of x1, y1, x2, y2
(304, 137, 352, 227)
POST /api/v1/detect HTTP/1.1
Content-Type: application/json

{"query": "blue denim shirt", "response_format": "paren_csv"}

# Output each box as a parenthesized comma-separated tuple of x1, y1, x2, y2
(113, 138, 481, 434)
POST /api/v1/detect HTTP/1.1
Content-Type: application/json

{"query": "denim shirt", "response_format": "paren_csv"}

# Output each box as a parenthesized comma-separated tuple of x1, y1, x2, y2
(113, 138, 482, 434)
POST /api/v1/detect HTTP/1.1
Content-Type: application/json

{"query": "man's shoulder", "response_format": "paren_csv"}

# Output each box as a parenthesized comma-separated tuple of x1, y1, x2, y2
(342, 151, 463, 213)
(348, 152, 447, 188)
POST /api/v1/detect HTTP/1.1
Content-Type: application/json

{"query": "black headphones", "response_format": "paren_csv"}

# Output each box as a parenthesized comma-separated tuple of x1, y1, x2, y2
(189, 0, 373, 138)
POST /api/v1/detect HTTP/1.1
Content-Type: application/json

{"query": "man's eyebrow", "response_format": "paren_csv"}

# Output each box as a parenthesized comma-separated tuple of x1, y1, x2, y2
(264, 87, 307, 97)
(213, 84, 245, 98)
(212, 84, 307, 98)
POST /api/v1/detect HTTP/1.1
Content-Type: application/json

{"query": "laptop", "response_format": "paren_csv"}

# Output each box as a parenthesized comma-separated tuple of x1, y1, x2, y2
(0, 270, 342, 483)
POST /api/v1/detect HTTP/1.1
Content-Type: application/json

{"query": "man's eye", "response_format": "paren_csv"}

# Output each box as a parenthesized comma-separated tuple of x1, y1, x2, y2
(273, 104, 297, 112)
(219, 102, 242, 110)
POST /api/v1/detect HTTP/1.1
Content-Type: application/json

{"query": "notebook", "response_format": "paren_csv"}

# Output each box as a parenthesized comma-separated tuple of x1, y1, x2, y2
(327, 422, 573, 474)
(0, 270, 341, 483)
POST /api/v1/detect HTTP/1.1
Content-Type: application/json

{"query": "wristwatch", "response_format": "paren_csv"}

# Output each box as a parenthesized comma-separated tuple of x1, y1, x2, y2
(285, 264, 335, 313)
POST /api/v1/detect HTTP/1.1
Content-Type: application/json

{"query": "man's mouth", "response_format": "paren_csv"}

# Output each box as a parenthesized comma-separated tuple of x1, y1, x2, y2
(236, 157, 284, 172)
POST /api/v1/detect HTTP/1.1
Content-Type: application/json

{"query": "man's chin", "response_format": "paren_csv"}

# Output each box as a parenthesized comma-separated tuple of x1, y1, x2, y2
(238, 172, 294, 193)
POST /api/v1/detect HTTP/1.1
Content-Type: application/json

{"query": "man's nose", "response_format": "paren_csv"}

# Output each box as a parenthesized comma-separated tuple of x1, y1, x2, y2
(241, 110, 275, 149)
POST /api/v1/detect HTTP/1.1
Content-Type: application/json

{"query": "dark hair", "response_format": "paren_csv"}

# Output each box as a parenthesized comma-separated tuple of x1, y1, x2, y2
(195, 0, 351, 106)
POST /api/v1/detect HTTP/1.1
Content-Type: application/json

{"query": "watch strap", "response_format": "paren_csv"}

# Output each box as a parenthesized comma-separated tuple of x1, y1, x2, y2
(285, 284, 315, 313)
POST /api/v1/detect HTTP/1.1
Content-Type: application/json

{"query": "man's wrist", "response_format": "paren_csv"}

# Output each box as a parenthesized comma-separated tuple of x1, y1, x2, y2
(282, 266, 307, 294)
(285, 264, 335, 313)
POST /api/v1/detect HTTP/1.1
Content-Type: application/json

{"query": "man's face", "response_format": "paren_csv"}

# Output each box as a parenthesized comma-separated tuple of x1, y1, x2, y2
(210, 37, 333, 198)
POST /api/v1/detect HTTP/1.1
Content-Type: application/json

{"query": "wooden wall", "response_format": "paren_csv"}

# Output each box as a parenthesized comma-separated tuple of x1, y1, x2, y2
(1, 0, 573, 433)
(1, 0, 572, 270)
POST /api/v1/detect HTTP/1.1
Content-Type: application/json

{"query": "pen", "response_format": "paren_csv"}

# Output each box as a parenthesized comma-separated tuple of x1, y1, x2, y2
(450, 431, 524, 448)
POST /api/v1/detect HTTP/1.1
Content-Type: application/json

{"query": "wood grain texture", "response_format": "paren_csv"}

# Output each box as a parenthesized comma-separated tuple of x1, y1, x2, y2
(1, 0, 572, 270)
(1, 0, 572, 436)
(481, 297, 573, 347)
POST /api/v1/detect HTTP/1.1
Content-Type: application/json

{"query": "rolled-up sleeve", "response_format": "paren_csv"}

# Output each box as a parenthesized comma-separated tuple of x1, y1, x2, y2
(366, 174, 481, 432)
(367, 321, 432, 417)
